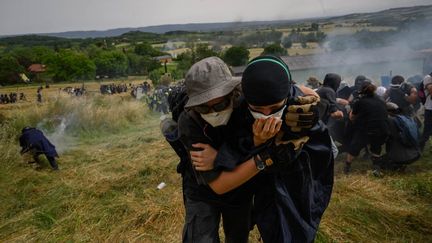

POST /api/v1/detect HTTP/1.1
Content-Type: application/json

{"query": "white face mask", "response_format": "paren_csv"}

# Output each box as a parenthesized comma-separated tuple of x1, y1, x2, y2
(200, 107, 233, 127)
(249, 105, 286, 120)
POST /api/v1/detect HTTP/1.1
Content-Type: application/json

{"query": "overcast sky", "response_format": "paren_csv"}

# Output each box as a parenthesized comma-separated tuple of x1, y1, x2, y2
(0, 0, 431, 35)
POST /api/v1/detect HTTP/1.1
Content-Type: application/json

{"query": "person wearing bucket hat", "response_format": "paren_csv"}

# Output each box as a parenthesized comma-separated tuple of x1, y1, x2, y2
(182, 56, 241, 127)
(306, 76, 321, 90)
(177, 57, 259, 243)
(184, 57, 240, 108)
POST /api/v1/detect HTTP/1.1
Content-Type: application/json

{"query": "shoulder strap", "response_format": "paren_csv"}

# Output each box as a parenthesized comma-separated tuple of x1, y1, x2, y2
(186, 109, 206, 130)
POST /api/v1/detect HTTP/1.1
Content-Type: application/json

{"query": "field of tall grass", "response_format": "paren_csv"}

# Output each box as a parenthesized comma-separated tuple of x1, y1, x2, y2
(0, 84, 431, 242)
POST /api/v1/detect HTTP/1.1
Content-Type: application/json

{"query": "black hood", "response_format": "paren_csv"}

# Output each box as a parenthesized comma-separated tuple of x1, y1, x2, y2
(354, 75, 367, 90)
(323, 73, 341, 92)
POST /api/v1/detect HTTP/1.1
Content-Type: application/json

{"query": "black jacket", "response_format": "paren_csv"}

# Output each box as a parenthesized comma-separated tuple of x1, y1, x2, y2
(228, 86, 334, 243)
(178, 110, 255, 207)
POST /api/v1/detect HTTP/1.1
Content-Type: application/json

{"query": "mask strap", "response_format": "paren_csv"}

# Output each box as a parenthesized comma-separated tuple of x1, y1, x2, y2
(247, 58, 292, 81)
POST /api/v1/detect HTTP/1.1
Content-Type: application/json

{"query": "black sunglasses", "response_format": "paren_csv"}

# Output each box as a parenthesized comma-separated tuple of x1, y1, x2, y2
(193, 97, 232, 114)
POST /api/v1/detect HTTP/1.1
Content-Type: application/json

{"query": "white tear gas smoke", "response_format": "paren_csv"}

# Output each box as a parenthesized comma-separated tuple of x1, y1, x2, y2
(295, 20, 432, 85)
(163, 40, 176, 51)
(37, 115, 77, 155)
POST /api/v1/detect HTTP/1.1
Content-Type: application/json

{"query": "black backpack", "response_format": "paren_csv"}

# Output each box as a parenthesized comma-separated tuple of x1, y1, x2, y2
(316, 97, 331, 122)
(167, 84, 189, 122)
(162, 83, 204, 174)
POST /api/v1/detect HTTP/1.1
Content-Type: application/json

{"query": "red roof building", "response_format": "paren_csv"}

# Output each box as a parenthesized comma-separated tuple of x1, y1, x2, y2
(28, 64, 46, 73)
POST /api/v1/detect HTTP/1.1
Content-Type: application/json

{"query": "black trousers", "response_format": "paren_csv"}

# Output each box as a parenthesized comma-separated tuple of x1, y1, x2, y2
(182, 196, 252, 243)
(348, 128, 388, 157)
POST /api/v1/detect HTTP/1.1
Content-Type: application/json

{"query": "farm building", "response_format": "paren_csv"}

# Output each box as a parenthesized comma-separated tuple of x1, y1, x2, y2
(153, 55, 173, 64)
(28, 64, 46, 73)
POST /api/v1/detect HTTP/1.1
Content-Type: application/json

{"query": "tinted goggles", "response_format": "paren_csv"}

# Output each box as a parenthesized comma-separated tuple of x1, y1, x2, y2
(193, 97, 232, 114)
(248, 98, 287, 115)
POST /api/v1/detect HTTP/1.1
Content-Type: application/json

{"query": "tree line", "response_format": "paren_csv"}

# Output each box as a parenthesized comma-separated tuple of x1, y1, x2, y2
(0, 42, 164, 85)
(0, 39, 287, 86)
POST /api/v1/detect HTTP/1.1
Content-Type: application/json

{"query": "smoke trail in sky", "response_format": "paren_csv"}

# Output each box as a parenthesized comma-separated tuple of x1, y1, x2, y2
(317, 0, 327, 16)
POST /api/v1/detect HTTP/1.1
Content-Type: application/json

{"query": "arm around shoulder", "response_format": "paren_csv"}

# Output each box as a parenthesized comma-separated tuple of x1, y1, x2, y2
(208, 158, 259, 194)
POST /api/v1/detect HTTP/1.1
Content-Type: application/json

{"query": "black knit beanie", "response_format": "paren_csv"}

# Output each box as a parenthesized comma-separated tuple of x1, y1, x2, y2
(242, 55, 292, 106)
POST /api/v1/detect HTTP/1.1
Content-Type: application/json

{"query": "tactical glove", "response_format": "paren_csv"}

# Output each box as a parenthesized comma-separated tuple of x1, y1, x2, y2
(257, 136, 308, 171)
(275, 132, 310, 150)
(285, 95, 320, 133)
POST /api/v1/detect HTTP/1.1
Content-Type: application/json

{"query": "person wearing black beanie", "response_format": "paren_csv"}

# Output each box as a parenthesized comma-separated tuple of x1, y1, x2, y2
(233, 55, 334, 242)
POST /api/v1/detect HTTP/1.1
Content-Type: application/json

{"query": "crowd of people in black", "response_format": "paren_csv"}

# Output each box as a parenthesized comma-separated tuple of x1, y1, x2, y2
(310, 72, 431, 176)
(0, 92, 24, 104)
(130, 81, 151, 98)
(62, 85, 86, 96)
(96, 81, 172, 114)
(99, 83, 128, 95)
(145, 85, 170, 114)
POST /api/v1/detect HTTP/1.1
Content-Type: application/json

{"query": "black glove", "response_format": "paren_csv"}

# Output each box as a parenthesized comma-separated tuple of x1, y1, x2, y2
(285, 95, 320, 134)
(258, 141, 301, 171)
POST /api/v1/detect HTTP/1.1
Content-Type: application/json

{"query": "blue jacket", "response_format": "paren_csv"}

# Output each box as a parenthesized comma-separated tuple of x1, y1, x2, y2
(19, 127, 58, 158)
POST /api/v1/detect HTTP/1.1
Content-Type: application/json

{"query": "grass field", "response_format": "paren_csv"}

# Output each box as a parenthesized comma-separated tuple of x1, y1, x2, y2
(248, 48, 264, 60)
(0, 83, 431, 242)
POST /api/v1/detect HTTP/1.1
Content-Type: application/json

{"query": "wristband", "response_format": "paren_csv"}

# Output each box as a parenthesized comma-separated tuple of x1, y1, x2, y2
(253, 155, 266, 171)
(258, 150, 274, 167)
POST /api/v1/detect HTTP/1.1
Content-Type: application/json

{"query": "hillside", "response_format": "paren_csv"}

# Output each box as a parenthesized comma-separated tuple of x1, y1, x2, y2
(327, 5, 432, 25)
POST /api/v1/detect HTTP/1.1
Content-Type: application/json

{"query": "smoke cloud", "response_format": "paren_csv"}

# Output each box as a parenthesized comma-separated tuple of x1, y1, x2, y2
(303, 20, 432, 85)
(37, 115, 77, 155)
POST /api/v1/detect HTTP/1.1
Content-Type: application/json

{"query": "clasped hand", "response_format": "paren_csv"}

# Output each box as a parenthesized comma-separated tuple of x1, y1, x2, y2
(190, 143, 217, 171)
